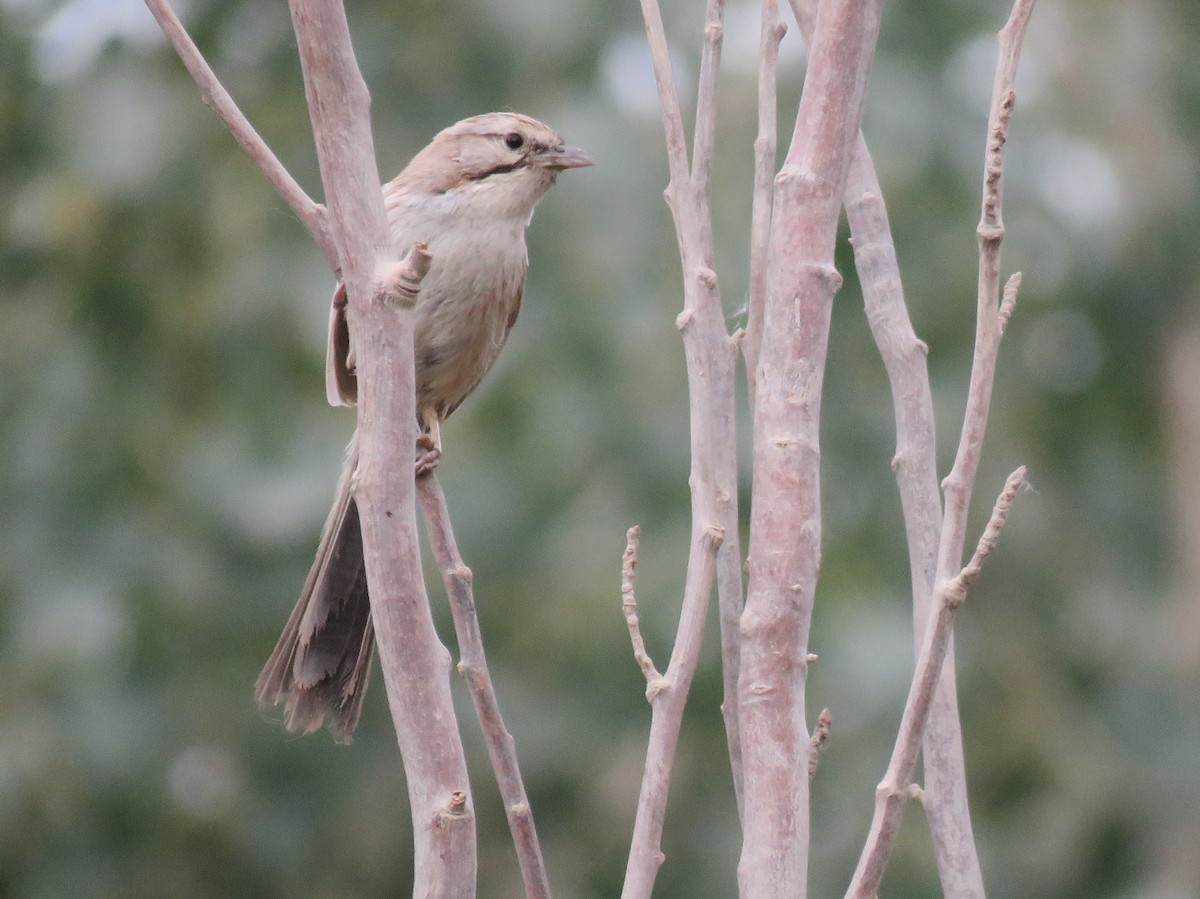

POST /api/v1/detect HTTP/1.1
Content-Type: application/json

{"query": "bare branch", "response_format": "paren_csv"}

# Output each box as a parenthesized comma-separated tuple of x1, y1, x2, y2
(841, 100, 987, 899)
(938, 0, 1037, 586)
(142, 0, 338, 269)
(739, 0, 884, 892)
(846, 467, 1027, 899)
(418, 475, 551, 899)
(921, 6, 1035, 883)
(627, 0, 746, 886)
(690, 0, 726, 201)
(621, 526, 665, 693)
(743, 0, 786, 410)
(637, 0, 694, 206)
(285, 0, 475, 892)
(621, 525, 724, 899)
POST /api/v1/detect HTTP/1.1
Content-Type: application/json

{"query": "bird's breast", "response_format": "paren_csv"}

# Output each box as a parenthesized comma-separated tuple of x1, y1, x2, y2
(389, 203, 529, 421)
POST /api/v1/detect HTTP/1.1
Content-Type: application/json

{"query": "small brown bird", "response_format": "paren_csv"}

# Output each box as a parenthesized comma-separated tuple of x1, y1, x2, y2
(256, 113, 592, 742)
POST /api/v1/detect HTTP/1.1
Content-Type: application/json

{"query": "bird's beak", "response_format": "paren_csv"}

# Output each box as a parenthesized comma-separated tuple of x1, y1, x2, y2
(540, 144, 594, 170)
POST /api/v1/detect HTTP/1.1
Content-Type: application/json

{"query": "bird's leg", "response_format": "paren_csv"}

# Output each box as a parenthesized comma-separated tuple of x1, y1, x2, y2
(415, 417, 441, 478)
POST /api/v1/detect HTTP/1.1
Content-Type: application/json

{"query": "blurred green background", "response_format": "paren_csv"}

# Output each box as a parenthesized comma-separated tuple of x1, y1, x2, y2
(3, 0, 1199, 896)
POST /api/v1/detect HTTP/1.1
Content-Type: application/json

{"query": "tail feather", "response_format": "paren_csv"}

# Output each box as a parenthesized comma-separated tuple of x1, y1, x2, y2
(256, 435, 375, 744)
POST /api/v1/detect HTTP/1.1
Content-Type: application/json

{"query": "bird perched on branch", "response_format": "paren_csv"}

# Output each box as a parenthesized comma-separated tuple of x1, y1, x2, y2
(256, 113, 592, 742)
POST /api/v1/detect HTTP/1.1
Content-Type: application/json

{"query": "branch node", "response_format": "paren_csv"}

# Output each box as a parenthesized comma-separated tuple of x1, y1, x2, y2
(695, 265, 718, 289)
(447, 790, 468, 814)
(999, 271, 1022, 335)
(702, 523, 725, 551)
(378, 241, 432, 308)
(808, 707, 832, 782)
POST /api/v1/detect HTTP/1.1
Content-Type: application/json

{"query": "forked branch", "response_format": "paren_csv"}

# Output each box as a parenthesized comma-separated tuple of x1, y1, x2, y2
(418, 475, 551, 899)
(845, 467, 1027, 899)
(623, 0, 744, 895)
(148, 0, 477, 892)
(142, 0, 337, 268)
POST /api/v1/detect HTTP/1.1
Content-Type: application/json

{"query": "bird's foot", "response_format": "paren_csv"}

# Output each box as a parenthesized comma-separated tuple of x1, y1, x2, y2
(415, 433, 441, 478)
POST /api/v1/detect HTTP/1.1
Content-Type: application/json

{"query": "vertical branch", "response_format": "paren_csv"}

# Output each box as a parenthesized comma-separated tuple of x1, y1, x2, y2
(791, 0, 1019, 885)
(743, 0, 786, 412)
(621, 525, 724, 899)
(689, 0, 750, 822)
(623, 0, 742, 894)
(287, 1, 475, 895)
(738, 0, 884, 894)
(690, 0, 724, 201)
(417, 476, 551, 899)
(921, 11, 1035, 894)
(937, 0, 1036, 578)
(848, 133, 989, 895)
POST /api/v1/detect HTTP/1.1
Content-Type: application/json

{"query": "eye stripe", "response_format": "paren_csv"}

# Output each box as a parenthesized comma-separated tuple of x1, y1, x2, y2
(467, 161, 522, 181)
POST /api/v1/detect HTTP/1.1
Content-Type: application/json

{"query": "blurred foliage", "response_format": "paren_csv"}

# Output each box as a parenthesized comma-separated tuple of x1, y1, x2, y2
(2, 0, 1199, 896)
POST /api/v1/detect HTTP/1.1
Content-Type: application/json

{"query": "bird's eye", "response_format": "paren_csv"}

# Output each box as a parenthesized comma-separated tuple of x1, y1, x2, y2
(504, 132, 524, 150)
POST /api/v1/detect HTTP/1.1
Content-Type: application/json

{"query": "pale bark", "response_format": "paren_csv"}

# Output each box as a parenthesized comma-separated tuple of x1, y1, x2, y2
(147, 1, 477, 893)
(846, 467, 1026, 898)
(287, 2, 475, 894)
(418, 475, 550, 899)
(738, 0, 884, 894)
(622, 0, 743, 895)
(143, 0, 337, 268)
(743, 0, 786, 413)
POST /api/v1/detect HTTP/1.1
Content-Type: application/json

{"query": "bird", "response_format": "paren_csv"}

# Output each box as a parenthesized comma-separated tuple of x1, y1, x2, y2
(255, 113, 592, 743)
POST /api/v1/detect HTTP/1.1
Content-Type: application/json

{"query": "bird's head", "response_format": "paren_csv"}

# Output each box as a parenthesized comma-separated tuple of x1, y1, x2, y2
(390, 112, 592, 219)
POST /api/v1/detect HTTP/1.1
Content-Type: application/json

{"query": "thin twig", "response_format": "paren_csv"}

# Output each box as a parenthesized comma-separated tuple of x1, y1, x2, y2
(637, 0, 693, 208)
(743, 0, 786, 411)
(921, 6, 1035, 885)
(998, 271, 1022, 336)
(621, 526, 665, 694)
(418, 475, 551, 899)
(690, 0, 725, 202)
(623, 0, 743, 893)
(937, 0, 1037, 589)
(142, 0, 338, 269)
(686, 0, 749, 825)
(621, 525, 724, 899)
(845, 467, 1027, 899)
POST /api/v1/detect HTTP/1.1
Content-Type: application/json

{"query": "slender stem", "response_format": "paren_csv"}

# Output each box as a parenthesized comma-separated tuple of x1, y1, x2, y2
(686, 0, 749, 821)
(743, 0, 786, 413)
(937, 0, 1037, 589)
(142, 0, 338, 269)
(845, 468, 1026, 899)
(739, 0, 885, 893)
(418, 475, 551, 899)
(623, 1, 741, 893)
(921, 12, 1035, 894)
(690, 0, 725, 203)
(621, 526, 724, 899)
(621, 527, 666, 693)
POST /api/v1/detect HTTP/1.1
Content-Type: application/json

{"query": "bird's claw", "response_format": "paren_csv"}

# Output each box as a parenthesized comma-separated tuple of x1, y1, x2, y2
(415, 433, 441, 478)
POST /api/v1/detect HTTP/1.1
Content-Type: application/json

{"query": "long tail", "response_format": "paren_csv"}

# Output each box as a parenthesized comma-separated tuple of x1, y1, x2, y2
(256, 434, 374, 743)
